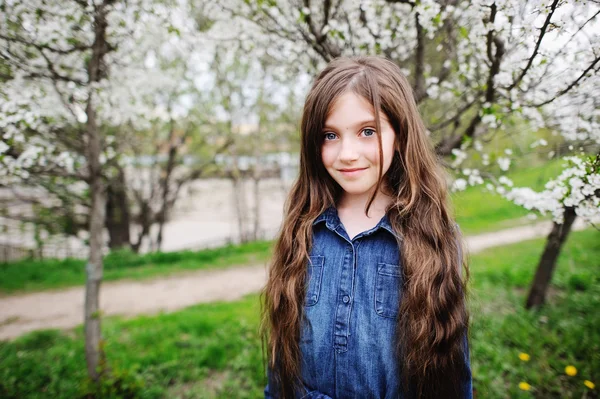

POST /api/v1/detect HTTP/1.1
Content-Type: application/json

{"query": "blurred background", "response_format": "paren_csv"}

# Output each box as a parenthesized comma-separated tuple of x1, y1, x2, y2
(0, 0, 598, 398)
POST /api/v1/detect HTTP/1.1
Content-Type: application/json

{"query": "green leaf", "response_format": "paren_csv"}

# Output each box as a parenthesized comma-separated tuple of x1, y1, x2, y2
(459, 26, 469, 39)
(167, 26, 181, 36)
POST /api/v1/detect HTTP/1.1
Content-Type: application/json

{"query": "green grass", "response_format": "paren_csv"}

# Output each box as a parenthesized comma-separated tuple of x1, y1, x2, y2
(0, 295, 265, 399)
(452, 188, 532, 235)
(467, 229, 600, 398)
(0, 241, 273, 295)
(1, 228, 598, 398)
(507, 158, 566, 188)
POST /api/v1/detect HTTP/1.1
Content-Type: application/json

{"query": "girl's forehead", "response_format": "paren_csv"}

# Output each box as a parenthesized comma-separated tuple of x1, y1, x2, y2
(325, 92, 389, 127)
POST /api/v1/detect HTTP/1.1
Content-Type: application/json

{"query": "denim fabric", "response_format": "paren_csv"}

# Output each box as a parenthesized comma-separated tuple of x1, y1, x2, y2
(265, 205, 472, 398)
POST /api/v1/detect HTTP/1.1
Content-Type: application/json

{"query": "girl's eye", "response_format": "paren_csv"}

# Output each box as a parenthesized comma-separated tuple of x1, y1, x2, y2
(324, 132, 337, 141)
(362, 128, 376, 137)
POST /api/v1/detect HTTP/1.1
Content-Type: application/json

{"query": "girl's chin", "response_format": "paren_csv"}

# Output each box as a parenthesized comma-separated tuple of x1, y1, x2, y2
(338, 184, 378, 196)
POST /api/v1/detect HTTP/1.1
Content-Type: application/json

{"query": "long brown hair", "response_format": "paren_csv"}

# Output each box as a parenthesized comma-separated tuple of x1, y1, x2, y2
(260, 55, 470, 398)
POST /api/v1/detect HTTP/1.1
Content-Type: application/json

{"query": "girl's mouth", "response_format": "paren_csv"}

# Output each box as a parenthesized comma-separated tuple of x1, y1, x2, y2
(339, 167, 367, 176)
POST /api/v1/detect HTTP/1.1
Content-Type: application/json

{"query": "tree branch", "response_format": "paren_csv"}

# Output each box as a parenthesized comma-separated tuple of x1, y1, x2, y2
(533, 54, 600, 107)
(434, 1, 459, 88)
(302, 0, 341, 60)
(385, 0, 416, 6)
(529, 9, 600, 92)
(430, 97, 478, 132)
(507, 0, 560, 91)
(435, 3, 504, 156)
(414, 12, 427, 103)
(0, 33, 91, 55)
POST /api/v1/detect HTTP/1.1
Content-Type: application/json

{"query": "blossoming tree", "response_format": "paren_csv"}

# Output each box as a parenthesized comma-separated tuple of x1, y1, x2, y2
(0, 0, 125, 380)
(212, 0, 599, 307)
(1, 2, 304, 384)
(0, 0, 207, 381)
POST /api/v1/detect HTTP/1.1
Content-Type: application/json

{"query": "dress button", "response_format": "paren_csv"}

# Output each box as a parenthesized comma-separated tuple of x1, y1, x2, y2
(343, 295, 350, 303)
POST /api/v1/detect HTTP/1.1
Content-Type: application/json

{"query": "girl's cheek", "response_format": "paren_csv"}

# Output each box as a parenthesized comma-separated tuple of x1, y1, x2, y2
(368, 142, 382, 162)
(321, 146, 336, 167)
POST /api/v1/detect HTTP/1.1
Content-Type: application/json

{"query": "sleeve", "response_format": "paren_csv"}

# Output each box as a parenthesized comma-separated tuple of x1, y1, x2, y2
(264, 381, 272, 398)
(461, 332, 474, 399)
(264, 364, 276, 399)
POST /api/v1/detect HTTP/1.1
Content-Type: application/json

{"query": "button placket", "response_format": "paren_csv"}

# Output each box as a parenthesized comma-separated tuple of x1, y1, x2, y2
(333, 242, 355, 353)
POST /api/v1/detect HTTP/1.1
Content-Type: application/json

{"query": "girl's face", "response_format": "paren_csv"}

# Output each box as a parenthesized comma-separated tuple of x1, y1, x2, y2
(321, 92, 396, 200)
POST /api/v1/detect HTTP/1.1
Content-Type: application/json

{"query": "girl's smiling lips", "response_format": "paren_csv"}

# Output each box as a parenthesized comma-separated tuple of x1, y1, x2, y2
(339, 167, 368, 176)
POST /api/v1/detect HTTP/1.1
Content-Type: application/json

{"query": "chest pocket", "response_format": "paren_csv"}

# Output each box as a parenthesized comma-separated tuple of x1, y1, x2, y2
(374, 262, 402, 319)
(305, 256, 325, 307)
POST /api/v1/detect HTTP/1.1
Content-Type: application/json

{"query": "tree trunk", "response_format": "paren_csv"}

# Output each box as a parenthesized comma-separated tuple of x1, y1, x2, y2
(251, 132, 262, 241)
(232, 175, 248, 243)
(156, 120, 178, 251)
(229, 142, 249, 243)
(252, 176, 260, 240)
(131, 206, 151, 254)
(525, 206, 577, 309)
(84, 0, 110, 382)
(85, 161, 106, 382)
(106, 166, 131, 250)
(251, 86, 265, 242)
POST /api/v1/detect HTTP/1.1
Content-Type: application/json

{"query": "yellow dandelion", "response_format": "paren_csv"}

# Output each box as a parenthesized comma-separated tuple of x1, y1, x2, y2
(565, 365, 577, 376)
(584, 380, 595, 390)
(518, 352, 530, 362)
(518, 382, 532, 391)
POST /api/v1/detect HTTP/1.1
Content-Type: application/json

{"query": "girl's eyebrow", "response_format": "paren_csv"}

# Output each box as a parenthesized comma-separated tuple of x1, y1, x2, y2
(322, 118, 383, 131)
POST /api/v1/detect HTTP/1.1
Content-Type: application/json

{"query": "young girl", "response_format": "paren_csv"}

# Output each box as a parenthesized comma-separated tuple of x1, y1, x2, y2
(261, 56, 472, 399)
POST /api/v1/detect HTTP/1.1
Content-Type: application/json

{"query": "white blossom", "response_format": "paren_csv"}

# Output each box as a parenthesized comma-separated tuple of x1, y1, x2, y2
(499, 176, 514, 187)
(452, 178, 467, 191)
(497, 157, 511, 171)
(451, 148, 468, 168)
(504, 156, 600, 224)
(0, 141, 9, 154)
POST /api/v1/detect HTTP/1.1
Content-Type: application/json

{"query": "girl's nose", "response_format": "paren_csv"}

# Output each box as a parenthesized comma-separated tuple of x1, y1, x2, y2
(339, 138, 360, 162)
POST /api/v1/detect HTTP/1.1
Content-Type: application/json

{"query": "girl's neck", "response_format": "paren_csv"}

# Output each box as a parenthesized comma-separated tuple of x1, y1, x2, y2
(337, 187, 394, 218)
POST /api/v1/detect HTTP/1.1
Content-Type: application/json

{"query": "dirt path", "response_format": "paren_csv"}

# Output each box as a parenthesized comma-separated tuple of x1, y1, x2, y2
(0, 219, 588, 341)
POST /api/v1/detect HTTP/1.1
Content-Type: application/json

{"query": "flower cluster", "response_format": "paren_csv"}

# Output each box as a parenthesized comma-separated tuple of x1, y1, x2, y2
(517, 352, 595, 393)
(503, 156, 600, 224)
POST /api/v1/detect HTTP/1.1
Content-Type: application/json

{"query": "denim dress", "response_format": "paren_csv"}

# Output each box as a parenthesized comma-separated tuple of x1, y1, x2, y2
(265, 205, 473, 398)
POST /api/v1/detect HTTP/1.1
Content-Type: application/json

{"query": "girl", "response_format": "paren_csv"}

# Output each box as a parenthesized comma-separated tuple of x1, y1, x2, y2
(261, 56, 472, 399)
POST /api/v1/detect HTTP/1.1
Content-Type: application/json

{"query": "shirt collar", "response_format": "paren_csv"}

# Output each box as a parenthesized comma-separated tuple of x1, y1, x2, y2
(312, 204, 398, 238)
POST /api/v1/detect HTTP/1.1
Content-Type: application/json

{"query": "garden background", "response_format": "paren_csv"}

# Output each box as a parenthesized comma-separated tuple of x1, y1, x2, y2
(0, 0, 598, 398)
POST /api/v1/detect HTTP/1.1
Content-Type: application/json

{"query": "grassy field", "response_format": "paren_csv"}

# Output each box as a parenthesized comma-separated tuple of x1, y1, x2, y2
(0, 241, 273, 295)
(1, 228, 598, 398)
(0, 158, 574, 294)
